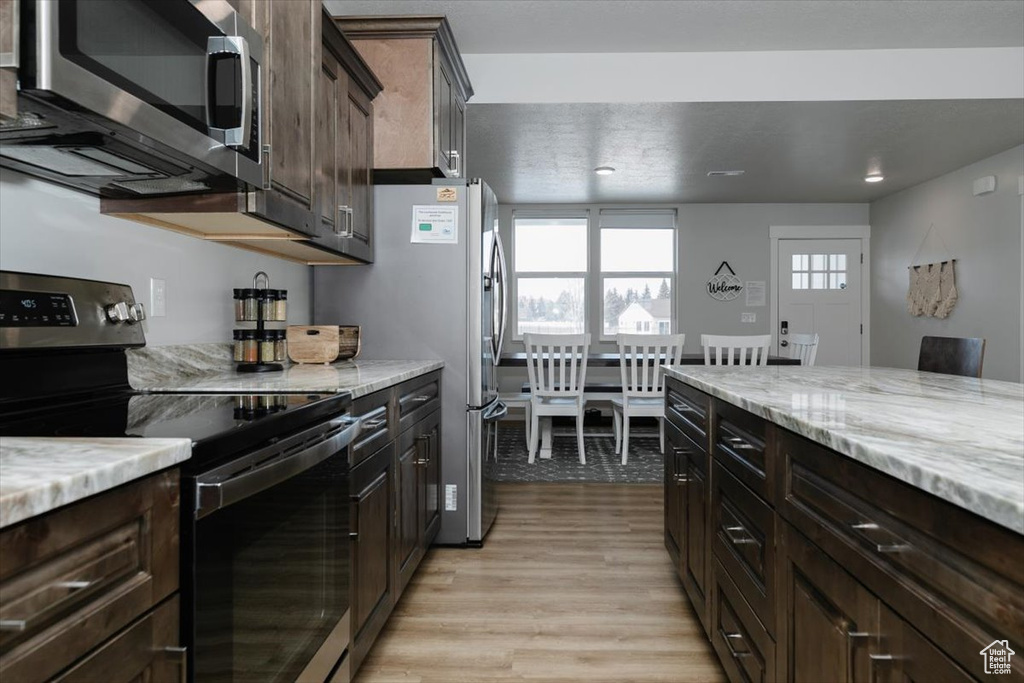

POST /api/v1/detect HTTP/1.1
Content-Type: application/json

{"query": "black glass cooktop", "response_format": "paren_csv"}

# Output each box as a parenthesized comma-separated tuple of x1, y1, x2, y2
(0, 391, 352, 470)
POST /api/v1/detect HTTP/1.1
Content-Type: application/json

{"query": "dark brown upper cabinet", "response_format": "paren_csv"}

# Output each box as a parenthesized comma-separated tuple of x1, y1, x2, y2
(100, 2, 382, 266)
(333, 16, 473, 183)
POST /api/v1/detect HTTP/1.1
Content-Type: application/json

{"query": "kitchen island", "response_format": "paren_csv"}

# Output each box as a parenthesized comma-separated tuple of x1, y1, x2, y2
(661, 365, 1023, 683)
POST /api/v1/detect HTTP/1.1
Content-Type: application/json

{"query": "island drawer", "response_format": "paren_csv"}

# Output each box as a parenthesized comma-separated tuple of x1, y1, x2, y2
(665, 378, 709, 447)
(713, 400, 772, 503)
(711, 461, 776, 638)
(397, 371, 441, 434)
(0, 470, 179, 683)
(709, 558, 775, 683)
(777, 428, 1024, 681)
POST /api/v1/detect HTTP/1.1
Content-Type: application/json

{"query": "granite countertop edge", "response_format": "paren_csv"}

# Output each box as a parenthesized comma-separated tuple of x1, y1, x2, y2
(664, 366, 1024, 535)
(0, 437, 193, 530)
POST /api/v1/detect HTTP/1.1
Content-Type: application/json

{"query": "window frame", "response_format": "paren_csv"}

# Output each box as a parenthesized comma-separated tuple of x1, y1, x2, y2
(510, 210, 590, 341)
(597, 221, 677, 343)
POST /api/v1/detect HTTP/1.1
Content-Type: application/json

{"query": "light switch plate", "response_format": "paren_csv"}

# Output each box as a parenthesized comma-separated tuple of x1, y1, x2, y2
(150, 278, 167, 317)
(741, 312, 756, 323)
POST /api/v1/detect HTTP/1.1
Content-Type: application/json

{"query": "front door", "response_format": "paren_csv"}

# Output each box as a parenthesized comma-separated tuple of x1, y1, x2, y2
(777, 238, 863, 366)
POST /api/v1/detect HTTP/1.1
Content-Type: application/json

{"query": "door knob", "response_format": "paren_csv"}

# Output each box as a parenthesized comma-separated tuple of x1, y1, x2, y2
(780, 340, 789, 347)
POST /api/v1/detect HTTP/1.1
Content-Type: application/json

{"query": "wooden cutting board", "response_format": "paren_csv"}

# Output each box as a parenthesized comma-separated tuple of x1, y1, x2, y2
(287, 326, 340, 364)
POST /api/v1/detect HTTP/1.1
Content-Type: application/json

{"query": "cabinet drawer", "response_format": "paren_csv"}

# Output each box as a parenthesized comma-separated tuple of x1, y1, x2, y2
(0, 470, 179, 683)
(397, 372, 441, 434)
(351, 391, 392, 467)
(712, 462, 776, 638)
(710, 559, 775, 683)
(714, 400, 772, 503)
(666, 379, 709, 447)
(778, 429, 1024, 681)
(53, 595, 182, 683)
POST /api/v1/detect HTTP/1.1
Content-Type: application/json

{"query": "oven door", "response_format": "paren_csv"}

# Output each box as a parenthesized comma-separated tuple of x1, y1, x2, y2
(29, 0, 263, 186)
(189, 417, 359, 683)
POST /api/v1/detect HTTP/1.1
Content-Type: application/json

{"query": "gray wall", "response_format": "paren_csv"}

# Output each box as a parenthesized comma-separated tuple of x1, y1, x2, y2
(870, 144, 1024, 382)
(498, 201, 869, 392)
(0, 170, 312, 346)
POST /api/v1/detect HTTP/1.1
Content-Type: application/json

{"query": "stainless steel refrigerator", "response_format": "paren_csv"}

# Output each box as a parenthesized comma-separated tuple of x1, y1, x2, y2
(313, 179, 508, 545)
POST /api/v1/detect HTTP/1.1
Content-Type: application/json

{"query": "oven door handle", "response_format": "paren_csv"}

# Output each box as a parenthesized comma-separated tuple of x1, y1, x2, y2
(195, 417, 359, 518)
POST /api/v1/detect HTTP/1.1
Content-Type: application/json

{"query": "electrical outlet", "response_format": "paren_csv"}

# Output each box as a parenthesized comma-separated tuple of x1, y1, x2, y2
(150, 278, 167, 317)
(741, 312, 756, 323)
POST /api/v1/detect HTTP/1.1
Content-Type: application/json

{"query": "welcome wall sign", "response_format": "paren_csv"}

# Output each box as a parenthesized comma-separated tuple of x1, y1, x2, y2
(707, 261, 744, 301)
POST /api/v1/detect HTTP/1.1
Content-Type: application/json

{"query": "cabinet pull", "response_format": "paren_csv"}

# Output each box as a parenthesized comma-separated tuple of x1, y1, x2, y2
(164, 646, 188, 683)
(672, 402, 694, 413)
(850, 522, 880, 530)
(56, 580, 92, 590)
(876, 543, 911, 553)
(725, 436, 757, 450)
(674, 474, 689, 484)
(409, 395, 432, 403)
(724, 524, 757, 545)
(362, 417, 387, 431)
(450, 150, 460, 177)
(846, 631, 871, 639)
(337, 205, 354, 238)
(869, 654, 895, 661)
(0, 620, 26, 632)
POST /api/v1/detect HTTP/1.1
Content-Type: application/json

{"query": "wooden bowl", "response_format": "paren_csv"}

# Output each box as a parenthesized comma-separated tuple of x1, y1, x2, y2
(338, 325, 361, 360)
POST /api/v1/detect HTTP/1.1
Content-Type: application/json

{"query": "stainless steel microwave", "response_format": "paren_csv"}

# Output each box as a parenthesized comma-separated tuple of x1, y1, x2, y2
(0, 0, 264, 196)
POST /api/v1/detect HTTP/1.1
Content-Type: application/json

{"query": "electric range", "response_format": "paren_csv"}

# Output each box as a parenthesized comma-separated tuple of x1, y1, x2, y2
(0, 271, 356, 683)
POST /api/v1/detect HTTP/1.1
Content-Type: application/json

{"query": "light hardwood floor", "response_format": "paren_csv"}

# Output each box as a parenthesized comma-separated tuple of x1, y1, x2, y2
(354, 482, 726, 683)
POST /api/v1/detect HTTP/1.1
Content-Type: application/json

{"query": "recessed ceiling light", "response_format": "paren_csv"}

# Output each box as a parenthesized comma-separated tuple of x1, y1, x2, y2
(594, 166, 615, 176)
(707, 170, 745, 177)
(865, 174, 885, 183)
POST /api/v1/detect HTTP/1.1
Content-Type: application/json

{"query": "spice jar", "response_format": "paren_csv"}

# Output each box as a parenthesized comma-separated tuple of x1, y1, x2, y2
(241, 330, 258, 363)
(275, 290, 288, 321)
(259, 330, 275, 363)
(274, 330, 287, 361)
(235, 288, 258, 321)
(233, 330, 244, 362)
(261, 290, 277, 321)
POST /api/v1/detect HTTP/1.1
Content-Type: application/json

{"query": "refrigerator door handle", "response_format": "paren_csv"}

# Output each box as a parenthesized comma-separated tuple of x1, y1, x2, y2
(492, 235, 508, 365)
(482, 400, 508, 423)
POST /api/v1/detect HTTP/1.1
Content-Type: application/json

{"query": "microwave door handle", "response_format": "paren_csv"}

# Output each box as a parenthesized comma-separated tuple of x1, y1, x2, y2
(195, 418, 359, 518)
(206, 35, 253, 150)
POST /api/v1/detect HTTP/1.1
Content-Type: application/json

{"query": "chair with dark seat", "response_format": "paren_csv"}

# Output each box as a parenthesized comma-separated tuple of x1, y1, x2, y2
(917, 336, 986, 378)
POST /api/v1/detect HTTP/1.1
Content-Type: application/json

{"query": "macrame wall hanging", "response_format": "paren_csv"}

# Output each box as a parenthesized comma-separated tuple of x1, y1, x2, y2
(906, 223, 958, 319)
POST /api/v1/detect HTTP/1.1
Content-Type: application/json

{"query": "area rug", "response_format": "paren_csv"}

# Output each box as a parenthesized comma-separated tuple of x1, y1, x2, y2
(492, 423, 663, 483)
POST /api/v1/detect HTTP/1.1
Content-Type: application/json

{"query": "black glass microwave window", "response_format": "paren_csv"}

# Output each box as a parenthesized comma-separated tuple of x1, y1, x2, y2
(193, 453, 349, 682)
(57, 0, 250, 145)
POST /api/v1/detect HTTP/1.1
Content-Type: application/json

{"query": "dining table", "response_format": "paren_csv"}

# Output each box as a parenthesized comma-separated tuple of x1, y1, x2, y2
(499, 352, 801, 459)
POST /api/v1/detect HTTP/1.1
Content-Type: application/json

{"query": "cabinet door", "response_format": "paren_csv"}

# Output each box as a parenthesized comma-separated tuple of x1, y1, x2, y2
(421, 411, 442, 544)
(317, 48, 345, 240)
(395, 428, 422, 596)
(253, 0, 318, 216)
(341, 81, 374, 262)
(663, 423, 686, 568)
(683, 447, 709, 629)
(0, 0, 15, 121)
(350, 444, 394, 661)
(873, 604, 975, 683)
(434, 54, 454, 175)
(779, 523, 876, 683)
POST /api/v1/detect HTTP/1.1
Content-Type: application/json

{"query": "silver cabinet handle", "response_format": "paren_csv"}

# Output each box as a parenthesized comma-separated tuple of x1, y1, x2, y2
(726, 436, 757, 450)
(673, 474, 689, 484)
(869, 654, 895, 661)
(362, 417, 387, 431)
(850, 522, 880, 530)
(337, 206, 354, 238)
(725, 524, 757, 545)
(164, 646, 188, 683)
(846, 631, 870, 638)
(450, 150, 460, 176)
(409, 395, 432, 403)
(56, 580, 92, 590)
(672, 403, 694, 413)
(0, 620, 26, 632)
(876, 543, 911, 553)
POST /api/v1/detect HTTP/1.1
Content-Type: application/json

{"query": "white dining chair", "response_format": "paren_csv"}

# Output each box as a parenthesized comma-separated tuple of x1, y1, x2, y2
(612, 333, 685, 465)
(524, 333, 591, 464)
(701, 334, 772, 366)
(787, 333, 819, 366)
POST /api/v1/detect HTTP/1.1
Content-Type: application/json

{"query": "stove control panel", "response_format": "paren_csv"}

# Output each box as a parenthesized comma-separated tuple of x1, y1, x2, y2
(0, 290, 78, 327)
(0, 271, 146, 349)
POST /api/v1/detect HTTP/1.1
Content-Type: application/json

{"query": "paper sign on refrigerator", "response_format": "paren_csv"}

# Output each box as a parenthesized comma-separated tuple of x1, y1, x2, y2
(411, 205, 459, 244)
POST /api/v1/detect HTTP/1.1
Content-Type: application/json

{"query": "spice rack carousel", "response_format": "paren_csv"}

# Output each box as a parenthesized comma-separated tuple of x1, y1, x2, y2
(232, 271, 288, 373)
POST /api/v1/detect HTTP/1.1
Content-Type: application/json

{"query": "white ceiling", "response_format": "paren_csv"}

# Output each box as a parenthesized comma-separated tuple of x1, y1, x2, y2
(325, 0, 1024, 54)
(466, 100, 1024, 204)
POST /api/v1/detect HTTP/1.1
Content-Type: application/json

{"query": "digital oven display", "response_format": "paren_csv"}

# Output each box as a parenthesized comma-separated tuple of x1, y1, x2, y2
(0, 290, 77, 327)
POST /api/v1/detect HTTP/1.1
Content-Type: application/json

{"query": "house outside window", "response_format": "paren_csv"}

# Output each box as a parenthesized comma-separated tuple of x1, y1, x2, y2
(599, 209, 676, 340)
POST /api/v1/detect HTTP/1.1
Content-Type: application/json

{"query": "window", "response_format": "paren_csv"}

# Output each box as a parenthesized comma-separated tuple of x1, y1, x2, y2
(599, 210, 676, 339)
(792, 253, 847, 290)
(513, 214, 588, 336)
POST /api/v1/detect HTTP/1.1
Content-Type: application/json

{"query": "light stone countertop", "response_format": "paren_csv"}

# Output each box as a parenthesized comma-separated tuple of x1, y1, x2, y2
(128, 345, 443, 398)
(0, 437, 192, 529)
(664, 365, 1024, 534)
